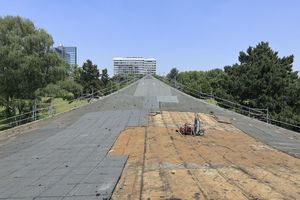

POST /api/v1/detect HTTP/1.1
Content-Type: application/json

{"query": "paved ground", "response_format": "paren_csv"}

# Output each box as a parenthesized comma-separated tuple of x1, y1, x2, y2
(0, 83, 147, 199)
(0, 76, 299, 199)
(0, 109, 147, 199)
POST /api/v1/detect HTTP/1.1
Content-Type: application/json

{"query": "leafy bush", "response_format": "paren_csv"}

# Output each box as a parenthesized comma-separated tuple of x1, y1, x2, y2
(58, 79, 83, 97)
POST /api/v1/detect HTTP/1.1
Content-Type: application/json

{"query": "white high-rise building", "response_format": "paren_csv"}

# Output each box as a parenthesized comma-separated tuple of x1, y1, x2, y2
(113, 57, 156, 75)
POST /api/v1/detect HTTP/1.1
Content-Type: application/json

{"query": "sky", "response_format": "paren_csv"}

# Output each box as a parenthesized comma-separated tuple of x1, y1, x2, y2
(0, 0, 300, 75)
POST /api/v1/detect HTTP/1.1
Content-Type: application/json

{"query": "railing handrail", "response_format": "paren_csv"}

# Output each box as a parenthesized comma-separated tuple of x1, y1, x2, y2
(0, 76, 141, 129)
(156, 76, 300, 132)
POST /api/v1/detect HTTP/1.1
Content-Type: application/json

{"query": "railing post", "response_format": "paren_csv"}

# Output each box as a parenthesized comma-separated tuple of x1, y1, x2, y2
(248, 106, 251, 117)
(266, 107, 269, 124)
(199, 87, 201, 99)
(48, 104, 51, 116)
(32, 103, 35, 121)
(50, 103, 54, 117)
(174, 78, 177, 88)
(35, 100, 37, 120)
(32, 100, 37, 121)
(14, 116, 17, 127)
(52, 103, 55, 116)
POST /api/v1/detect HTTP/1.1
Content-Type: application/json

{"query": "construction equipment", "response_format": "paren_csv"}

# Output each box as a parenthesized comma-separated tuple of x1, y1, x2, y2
(179, 123, 193, 135)
(179, 113, 204, 136)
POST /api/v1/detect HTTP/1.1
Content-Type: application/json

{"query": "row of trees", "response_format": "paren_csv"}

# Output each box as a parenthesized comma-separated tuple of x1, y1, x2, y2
(166, 42, 300, 125)
(0, 16, 116, 119)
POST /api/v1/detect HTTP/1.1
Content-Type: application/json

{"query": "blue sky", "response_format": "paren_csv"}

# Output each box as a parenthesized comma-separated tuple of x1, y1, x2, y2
(1, 0, 300, 75)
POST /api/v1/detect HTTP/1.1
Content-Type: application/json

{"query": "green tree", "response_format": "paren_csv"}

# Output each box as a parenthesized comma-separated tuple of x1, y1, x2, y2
(35, 84, 70, 99)
(58, 79, 83, 97)
(164, 42, 299, 128)
(70, 65, 83, 83)
(101, 68, 109, 86)
(79, 59, 101, 92)
(0, 16, 67, 116)
(167, 67, 179, 81)
(174, 69, 231, 99)
(224, 42, 299, 121)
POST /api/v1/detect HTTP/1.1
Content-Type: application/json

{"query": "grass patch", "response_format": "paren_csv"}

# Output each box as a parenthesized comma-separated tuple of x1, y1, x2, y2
(0, 98, 88, 121)
(205, 98, 217, 105)
(51, 98, 88, 114)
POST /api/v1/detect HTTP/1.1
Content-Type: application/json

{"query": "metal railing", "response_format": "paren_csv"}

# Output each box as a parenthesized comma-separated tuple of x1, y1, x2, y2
(0, 76, 140, 131)
(157, 76, 300, 133)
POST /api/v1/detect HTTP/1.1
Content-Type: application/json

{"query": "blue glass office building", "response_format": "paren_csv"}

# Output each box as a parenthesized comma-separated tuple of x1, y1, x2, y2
(54, 45, 77, 66)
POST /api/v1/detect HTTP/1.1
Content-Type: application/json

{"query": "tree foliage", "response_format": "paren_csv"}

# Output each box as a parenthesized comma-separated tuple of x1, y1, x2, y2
(167, 42, 300, 124)
(167, 67, 179, 81)
(0, 16, 129, 122)
(35, 84, 72, 99)
(58, 79, 83, 97)
(101, 68, 109, 86)
(224, 42, 299, 122)
(77, 59, 101, 92)
(0, 16, 68, 116)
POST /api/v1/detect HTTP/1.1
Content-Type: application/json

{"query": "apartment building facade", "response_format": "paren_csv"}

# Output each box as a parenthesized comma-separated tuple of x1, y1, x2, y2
(113, 57, 156, 75)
